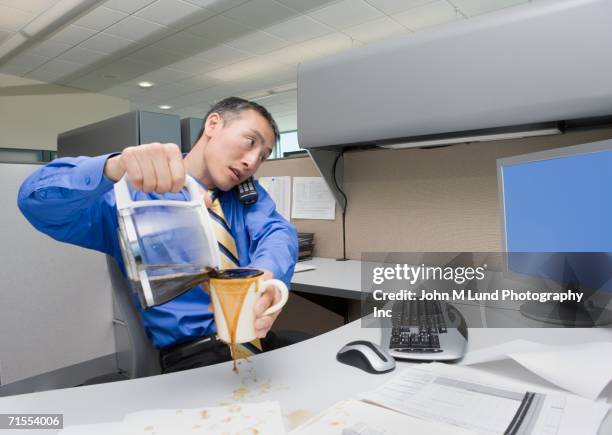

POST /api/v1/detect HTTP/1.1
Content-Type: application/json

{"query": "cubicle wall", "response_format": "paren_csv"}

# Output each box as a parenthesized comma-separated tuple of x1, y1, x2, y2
(257, 127, 612, 258)
(0, 163, 115, 386)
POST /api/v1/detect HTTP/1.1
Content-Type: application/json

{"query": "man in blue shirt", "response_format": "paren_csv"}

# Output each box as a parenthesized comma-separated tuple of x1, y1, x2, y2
(18, 97, 299, 372)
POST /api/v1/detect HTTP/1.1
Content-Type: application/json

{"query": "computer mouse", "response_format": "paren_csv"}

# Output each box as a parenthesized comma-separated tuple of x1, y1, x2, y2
(336, 340, 396, 374)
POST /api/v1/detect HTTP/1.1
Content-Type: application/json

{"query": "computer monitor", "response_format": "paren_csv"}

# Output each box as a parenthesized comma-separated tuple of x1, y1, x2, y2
(497, 138, 612, 326)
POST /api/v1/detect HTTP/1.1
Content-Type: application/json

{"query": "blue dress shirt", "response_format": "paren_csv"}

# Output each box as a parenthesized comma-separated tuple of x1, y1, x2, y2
(17, 154, 299, 349)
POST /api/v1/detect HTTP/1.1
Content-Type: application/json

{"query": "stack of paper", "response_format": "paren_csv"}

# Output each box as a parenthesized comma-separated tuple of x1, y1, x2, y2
(291, 363, 610, 435)
(59, 401, 285, 435)
(461, 340, 612, 400)
(289, 399, 472, 435)
(359, 364, 610, 435)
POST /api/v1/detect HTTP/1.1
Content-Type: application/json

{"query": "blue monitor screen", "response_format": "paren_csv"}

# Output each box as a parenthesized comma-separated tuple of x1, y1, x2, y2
(499, 139, 612, 292)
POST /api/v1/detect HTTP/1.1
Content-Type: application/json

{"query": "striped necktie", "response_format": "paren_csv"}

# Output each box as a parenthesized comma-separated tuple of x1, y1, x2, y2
(208, 196, 240, 270)
(208, 192, 262, 357)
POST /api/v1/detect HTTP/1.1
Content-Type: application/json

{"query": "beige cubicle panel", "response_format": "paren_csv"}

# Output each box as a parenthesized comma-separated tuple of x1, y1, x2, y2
(258, 127, 612, 260)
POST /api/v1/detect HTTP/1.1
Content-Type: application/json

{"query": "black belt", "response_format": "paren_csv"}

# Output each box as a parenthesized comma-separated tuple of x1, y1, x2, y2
(160, 334, 219, 371)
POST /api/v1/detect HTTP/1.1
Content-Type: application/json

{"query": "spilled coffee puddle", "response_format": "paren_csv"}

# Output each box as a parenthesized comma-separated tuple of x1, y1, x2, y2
(216, 366, 287, 405)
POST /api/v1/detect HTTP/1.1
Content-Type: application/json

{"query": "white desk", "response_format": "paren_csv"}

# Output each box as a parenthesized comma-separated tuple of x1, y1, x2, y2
(2, 258, 611, 434)
(1, 322, 611, 434)
(291, 257, 362, 299)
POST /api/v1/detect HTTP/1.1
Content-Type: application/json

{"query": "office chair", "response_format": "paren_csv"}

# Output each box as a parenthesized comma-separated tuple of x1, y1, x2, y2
(106, 255, 161, 378)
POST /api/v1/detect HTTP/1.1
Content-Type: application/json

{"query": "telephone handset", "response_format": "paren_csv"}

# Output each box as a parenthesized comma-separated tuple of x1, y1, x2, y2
(237, 176, 258, 205)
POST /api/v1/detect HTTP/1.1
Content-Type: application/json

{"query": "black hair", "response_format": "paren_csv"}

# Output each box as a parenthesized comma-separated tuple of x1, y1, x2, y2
(198, 96, 280, 146)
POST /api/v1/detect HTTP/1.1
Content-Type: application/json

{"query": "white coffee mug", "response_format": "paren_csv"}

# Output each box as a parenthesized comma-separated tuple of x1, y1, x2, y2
(209, 268, 289, 344)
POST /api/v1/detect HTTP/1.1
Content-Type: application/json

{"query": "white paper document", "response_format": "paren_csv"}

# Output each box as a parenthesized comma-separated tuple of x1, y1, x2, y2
(289, 399, 472, 435)
(462, 340, 612, 400)
(360, 363, 610, 435)
(291, 177, 336, 220)
(294, 263, 316, 273)
(259, 176, 291, 221)
(59, 401, 285, 435)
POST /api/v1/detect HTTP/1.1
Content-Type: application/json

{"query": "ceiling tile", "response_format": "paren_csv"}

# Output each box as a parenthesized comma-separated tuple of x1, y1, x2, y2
(27, 40, 72, 58)
(102, 85, 148, 98)
(223, 0, 296, 29)
(25, 69, 66, 82)
(308, 0, 384, 30)
(239, 64, 296, 88)
(195, 44, 252, 65)
(182, 0, 250, 13)
(152, 32, 216, 56)
(56, 47, 108, 64)
(227, 30, 289, 55)
(73, 6, 128, 31)
(47, 25, 97, 46)
(8, 52, 49, 68)
(96, 58, 160, 82)
(364, 0, 437, 15)
(103, 0, 157, 14)
(105, 16, 169, 42)
(26, 59, 84, 82)
(207, 56, 283, 81)
(255, 88, 297, 105)
(135, 0, 214, 28)
(392, 0, 461, 30)
(275, 0, 340, 13)
(186, 14, 254, 43)
(205, 64, 250, 82)
(343, 16, 408, 43)
(0, 6, 35, 31)
(79, 32, 137, 54)
(33, 58, 84, 75)
(176, 72, 224, 90)
(128, 46, 187, 67)
(164, 94, 200, 107)
(263, 15, 334, 43)
(139, 81, 193, 99)
(129, 67, 193, 85)
(451, 0, 528, 17)
(168, 54, 220, 74)
(260, 44, 319, 66)
(299, 32, 356, 56)
(166, 93, 210, 108)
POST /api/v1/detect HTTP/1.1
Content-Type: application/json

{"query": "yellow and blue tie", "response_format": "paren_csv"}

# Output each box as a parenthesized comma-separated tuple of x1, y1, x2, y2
(208, 192, 262, 357)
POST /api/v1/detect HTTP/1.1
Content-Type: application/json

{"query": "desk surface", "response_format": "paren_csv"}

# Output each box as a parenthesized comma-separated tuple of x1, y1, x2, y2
(291, 257, 362, 299)
(3, 258, 611, 433)
(2, 322, 611, 434)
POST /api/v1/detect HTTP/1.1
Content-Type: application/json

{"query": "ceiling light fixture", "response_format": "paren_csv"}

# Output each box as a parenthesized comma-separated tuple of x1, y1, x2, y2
(138, 81, 155, 88)
(158, 105, 172, 110)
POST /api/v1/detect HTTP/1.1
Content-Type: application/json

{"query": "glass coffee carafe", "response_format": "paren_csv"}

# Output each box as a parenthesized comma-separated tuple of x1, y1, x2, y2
(114, 175, 220, 308)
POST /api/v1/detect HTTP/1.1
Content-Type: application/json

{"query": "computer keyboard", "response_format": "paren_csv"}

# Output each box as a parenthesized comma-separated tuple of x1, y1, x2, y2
(380, 300, 468, 361)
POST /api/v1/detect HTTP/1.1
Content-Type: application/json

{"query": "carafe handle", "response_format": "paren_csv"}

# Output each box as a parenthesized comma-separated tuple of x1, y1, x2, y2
(114, 174, 203, 210)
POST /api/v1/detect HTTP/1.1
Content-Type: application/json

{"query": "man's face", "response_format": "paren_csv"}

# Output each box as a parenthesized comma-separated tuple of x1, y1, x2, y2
(202, 109, 275, 191)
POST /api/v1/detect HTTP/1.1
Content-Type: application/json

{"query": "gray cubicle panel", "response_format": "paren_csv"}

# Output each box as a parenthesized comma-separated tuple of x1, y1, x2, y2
(57, 111, 181, 157)
(180, 117, 203, 152)
(0, 163, 115, 387)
